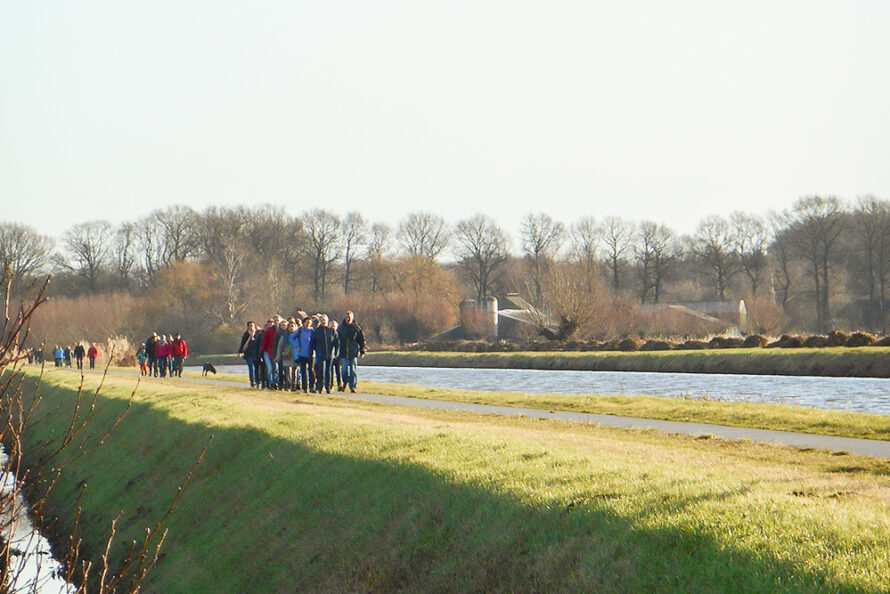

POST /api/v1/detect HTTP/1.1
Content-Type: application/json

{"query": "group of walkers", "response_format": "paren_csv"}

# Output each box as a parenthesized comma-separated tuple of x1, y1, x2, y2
(137, 332, 189, 377)
(238, 310, 366, 394)
(44, 343, 99, 370)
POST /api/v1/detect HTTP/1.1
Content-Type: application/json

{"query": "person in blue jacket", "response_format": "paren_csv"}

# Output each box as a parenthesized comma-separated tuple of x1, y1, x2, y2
(289, 317, 315, 393)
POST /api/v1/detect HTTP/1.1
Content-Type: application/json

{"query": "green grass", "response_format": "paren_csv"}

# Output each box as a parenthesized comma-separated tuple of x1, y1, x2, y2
(365, 347, 890, 378)
(14, 368, 890, 592)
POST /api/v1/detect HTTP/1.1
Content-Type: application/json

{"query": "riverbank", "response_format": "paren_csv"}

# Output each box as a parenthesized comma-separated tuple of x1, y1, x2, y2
(15, 369, 890, 591)
(361, 347, 890, 377)
(191, 347, 890, 378)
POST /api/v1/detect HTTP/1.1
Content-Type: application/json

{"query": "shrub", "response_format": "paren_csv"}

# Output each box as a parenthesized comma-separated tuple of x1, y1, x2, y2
(640, 340, 673, 351)
(803, 335, 829, 348)
(847, 332, 876, 347)
(675, 340, 708, 350)
(742, 334, 768, 348)
(827, 330, 850, 347)
(617, 337, 642, 352)
(709, 336, 745, 349)
(872, 336, 890, 347)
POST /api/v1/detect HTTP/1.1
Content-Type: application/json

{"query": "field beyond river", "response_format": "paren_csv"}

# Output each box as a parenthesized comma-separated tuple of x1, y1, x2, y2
(14, 368, 890, 591)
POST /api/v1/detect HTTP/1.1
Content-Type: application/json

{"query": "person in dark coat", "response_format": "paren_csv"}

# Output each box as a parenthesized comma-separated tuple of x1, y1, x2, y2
(336, 311, 366, 393)
(237, 321, 261, 387)
(309, 314, 338, 394)
(73, 343, 85, 370)
(145, 333, 159, 376)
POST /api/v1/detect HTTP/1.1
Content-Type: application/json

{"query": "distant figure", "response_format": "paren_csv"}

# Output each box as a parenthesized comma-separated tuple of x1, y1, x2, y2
(238, 321, 260, 387)
(156, 335, 170, 378)
(87, 343, 98, 369)
(145, 332, 159, 376)
(337, 311, 366, 393)
(171, 333, 188, 377)
(64, 346, 72, 367)
(136, 345, 147, 376)
(73, 343, 85, 370)
(53, 345, 63, 367)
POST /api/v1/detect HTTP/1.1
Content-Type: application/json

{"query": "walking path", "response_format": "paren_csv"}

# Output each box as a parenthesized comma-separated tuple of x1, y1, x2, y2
(118, 370, 890, 459)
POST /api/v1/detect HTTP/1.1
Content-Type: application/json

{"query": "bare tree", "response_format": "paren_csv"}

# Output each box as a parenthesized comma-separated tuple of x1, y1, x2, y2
(691, 215, 738, 300)
(768, 210, 795, 311)
(601, 216, 634, 295)
(0, 222, 53, 301)
(397, 212, 451, 260)
(849, 195, 890, 332)
(366, 223, 393, 294)
(453, 214, 511, 301)
(569, 216, 601, 294)
(113, 222, 138, 290)
(341, 212, 368, 293)
(635, 221, 674, 304)
(303, 209, 342, 301)
(154, 205, 201, 264)
(60, 220, 114, 292)
(521, 213, 565, 306)
(730, 211, 770, 298)
(787, 195, 846, 332)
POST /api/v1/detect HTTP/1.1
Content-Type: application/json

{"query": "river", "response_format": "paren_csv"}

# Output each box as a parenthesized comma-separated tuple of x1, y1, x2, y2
(210, 365, 890, 415)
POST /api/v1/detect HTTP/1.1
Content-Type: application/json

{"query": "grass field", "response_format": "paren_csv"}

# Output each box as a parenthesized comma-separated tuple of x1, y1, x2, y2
(13, 368, 890, 591)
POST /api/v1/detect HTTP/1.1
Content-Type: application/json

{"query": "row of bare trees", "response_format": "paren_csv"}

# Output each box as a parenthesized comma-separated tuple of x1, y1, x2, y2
(3, 194, 889, 346)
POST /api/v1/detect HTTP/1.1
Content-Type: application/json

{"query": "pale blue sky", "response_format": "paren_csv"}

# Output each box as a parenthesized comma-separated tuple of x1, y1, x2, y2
(2, 1, 888, 240)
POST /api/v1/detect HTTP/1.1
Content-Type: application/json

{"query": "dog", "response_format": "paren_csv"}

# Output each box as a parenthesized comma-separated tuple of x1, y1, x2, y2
(202, 362, 217, 377)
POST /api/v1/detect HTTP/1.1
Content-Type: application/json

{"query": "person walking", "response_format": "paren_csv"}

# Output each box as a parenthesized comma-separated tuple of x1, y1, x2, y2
(238, 321, 261, 387)
(171, 333, 187, 377)
(53, 345, 63, 367)
(145, 333, 159, 376)
(276, 320, 297, 391)
(136, 345, 148, 375)
(330, 320, 343, 391)
(289, 317, 314, 393)
(259, 319, 279, 389)
(310, 315, 337, 394)
(64, 346, 72, 367)
(73, 343, 85, 370)
(87, 343, 98, 369)
(156, 335, 170, 378)
(337, 311, 366, 393)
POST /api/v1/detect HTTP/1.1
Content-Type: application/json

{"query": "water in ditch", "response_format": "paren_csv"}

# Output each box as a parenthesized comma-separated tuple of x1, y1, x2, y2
(207, 364, 890, 415)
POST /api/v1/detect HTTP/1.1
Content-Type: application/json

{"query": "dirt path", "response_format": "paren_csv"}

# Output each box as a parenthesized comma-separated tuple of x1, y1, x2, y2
(114, 370, 890, 459)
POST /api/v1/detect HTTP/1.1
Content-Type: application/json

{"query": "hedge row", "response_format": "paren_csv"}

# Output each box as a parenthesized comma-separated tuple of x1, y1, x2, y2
(417, 331, 890, 353)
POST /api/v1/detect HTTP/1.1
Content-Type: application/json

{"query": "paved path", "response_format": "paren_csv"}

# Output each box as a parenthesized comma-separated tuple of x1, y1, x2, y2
(120, 371, 890, 459)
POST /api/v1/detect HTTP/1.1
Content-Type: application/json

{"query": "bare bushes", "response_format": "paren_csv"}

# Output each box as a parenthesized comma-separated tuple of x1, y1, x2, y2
(846, 332, 876, 347)
(27, 292, 136, 347)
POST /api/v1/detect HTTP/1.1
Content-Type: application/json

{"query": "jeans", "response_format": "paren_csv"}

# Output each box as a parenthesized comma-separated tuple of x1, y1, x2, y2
(298, 356, 312, 391)
(340, 357, 358, 390)
(245, 357, 257, 386)
(173, 355, 184, 376)
(314, 358, 332, 392)
(264, 352, 277, 387)
(158, 357, 168, 377)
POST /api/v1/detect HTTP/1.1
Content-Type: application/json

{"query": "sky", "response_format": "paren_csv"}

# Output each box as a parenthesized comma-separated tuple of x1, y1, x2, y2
(2, 0, 889, 242)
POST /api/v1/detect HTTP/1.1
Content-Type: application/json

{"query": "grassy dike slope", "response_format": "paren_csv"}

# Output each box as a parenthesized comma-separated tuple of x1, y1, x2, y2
(18, 369, 890, 592)
(363, 347, 890, 377)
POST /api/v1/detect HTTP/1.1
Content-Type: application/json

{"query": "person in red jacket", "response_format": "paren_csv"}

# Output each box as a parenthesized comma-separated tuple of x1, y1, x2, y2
(259, 318, 279, 389)
(156, 335, 170, 378)
(170, 333, 188, 377)
(87, 344, 98, 369)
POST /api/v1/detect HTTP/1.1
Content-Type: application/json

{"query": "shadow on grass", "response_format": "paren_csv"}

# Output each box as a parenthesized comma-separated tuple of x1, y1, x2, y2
(19, 379, 866, 593)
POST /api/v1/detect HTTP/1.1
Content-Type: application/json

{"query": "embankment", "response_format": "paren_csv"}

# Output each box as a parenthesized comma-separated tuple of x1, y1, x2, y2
(363, 347, 890, 377)
(17, 370, 890, 591)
